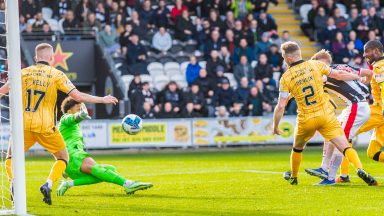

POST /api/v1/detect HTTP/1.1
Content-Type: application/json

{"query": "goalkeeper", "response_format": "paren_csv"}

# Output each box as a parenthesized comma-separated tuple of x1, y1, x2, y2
(57, 97, 152, 196)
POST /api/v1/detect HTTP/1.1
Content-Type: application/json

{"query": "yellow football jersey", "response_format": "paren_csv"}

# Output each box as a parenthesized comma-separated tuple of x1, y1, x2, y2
(22, 62, 76, 133)
(279, 60, 333, 120)
(371, 56, 384, 105)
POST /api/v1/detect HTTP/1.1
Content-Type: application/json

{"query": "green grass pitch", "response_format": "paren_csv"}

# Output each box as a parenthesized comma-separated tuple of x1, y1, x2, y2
(24, 147, 384, 216)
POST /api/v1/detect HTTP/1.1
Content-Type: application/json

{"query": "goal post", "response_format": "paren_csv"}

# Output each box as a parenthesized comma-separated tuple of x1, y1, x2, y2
(6, 0, 27, 215)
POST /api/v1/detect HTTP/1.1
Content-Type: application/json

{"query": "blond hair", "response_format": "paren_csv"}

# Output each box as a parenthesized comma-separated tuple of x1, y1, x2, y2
(280, 41, 300, 57)
(35, 43, 53, 59)
(311, 49, 332, 62)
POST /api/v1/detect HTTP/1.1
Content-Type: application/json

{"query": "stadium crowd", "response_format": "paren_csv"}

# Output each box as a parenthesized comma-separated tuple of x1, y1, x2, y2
(16, 0, 384, 119)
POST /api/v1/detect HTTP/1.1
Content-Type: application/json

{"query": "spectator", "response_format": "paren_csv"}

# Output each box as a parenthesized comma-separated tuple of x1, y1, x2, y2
(119, 23, 133, 54)
(300, 0, 319, 41)
(230, 102, 246, 117)
(243, 13, 256, 29)
(55, 0, 72, 19)
(249, 20, 261, 46)
(225, 11, 236, 29)
(314, 6, 329, 36)
(212, 78, 235, 110)
(333, 8, 349, 33)
(129, 11, 148, 39)
(32, 12, 48, 31)
(349, 55, 369, 69)
(118, 0, 129, 19)
(186, 56, 202, 86)
(254, 33, 271, 59)
(247, 86, 264, 116)
(331, 31, 346, 58)
(108, 2, 120, 25)
(132, 82, 155, 114)
(255, 53, 275, 89)
(368, 7, 381, 35)
(257, 11, 278, 36)
(233, 20, 253, 46)
(348, 30, 364, 52)
(141, 102, 156, 119)
(171, 0, 188, 23)
(270, 30, 292, 48)
(41, 24, 53, 38)
(114, 13, 125, 36)
(319, 17, 337, 46)
(83, 12, 102, 33)
(253, 0, 278, 13)
(206, 50, 226, 77)
(21, 0, 41, 20)
(185, 84, 207, 116)
(175, 10, 195, 41)
(152, 27, 172, 53)
(234, 55, 255, 84)
(194, 69, 215, 98)
(215, 106, 229, 118)
(266, 44, 283, 72)
(197, 19, 211, 51)
(157, 102, 177, 118)
(222, 29, 236, 55)
(75, 0, 95, 23)
(157, 81, 184, 113)
(219, 46, 232, 72)
(95, 2, 108, 24)
(213, 65, 227, 88)
(324, 0, 337, 16)
(205, 0, 229, 17)
(367, 30, 378, 41)
(230, 0, 253, 20)
(98, 25, 120, 55)
(233, 39, 254, 65)
(153, 0, 170, 28)
(234, 77, 250, 106)
(209, 9, 225, 31)
(348, 8, 360, 30)
(355, 9, 371, 40)
(128, 75, 142, 99)
(19, 15, 27, 33)
(342, 0, 362, 10)
(340, 41, 359, 64)
(22, 24, 34, 37)
(62, 10, 81, 32)
(139, 0, 154, 27)
(126, 34, 147, 65)
(181, 102, 202, 118)
(204, 30, 222, 56)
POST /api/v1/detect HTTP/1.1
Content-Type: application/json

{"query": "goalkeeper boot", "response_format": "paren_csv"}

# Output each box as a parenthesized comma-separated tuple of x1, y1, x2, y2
(57, 180, 71, 196)
(305, 167, 328, 179)
(40, 183, 52, 205)
(124, 181, 153, 195)
(335, 175, 351, 183)
(313, 179, 336, 186)
(357, 169, 378, 186)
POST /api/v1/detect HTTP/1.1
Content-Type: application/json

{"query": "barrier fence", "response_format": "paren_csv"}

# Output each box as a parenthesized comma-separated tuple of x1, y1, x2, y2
(0, 116, 372, 151)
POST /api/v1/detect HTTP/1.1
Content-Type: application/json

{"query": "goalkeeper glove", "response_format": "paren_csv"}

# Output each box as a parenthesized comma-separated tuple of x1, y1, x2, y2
(75, 103, 91, 122)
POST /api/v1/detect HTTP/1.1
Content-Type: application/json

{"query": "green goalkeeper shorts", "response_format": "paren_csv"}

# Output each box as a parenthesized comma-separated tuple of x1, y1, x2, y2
(66, 149, 89, 179)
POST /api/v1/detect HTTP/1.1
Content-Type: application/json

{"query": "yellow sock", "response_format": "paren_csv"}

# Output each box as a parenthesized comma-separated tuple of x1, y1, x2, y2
(291, 149, 302, 178)
(344, 148, 362, 169)
(48, 160, 67, 183)
(340, 156, 349, 175)
(5, 158, 12, 181)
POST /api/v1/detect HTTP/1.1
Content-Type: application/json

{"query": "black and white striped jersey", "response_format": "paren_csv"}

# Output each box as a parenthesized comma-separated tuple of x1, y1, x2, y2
(324, 64, 370, 104)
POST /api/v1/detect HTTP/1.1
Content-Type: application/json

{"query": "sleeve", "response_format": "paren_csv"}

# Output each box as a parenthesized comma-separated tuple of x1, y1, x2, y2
(60, 114, 77, 126)
(279, 76, 289, 93)
(317, 61, 332, 76)
(56, 71, 76, 94)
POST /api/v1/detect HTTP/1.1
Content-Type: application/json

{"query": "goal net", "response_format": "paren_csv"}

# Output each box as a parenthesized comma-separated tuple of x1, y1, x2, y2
(0, 0, 27, 215)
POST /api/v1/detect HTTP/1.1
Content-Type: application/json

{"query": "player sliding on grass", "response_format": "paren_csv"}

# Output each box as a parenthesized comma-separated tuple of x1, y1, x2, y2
(304, 50, 373, 185)
(273, 41, 377, 186)
(56, 97, 153, 196)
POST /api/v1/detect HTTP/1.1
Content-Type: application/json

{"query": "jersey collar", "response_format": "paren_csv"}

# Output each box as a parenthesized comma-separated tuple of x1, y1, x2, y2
(290, 60, 305, 67)
(36, 61, 50, 66)
(373, 56, 384, 65)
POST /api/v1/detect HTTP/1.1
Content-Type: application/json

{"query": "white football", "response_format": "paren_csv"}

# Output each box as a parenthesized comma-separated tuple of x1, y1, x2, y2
(121, 114, 143, 135)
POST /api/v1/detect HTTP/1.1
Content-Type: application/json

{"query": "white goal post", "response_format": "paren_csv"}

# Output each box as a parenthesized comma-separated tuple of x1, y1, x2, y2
(6, 0, 27, 215)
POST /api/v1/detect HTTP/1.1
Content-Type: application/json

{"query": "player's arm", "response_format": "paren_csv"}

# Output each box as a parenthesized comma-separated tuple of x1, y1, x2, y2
(328, 69, 360, 81)
(359, 68, 373, 84)
(69, 89, 118, 105)
(273, 92, 289, 135)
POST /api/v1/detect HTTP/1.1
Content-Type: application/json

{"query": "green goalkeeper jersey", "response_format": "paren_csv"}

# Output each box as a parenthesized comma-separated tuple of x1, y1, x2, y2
(58, 114, 85, 153)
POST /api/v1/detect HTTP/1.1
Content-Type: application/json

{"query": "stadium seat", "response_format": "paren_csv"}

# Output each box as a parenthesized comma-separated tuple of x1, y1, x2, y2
(159, 56, 174, 64)
(164, 62, 180, 71)
(170, 74, 185, 82)
(42, 7, 53, 20)
(148, 68, 165, 77)
(27, 19, 36, 25)
(180, 61, 189, 75)
(199, 61, 207, 69)
(224, 73, 237, 89)
(46, 18, 59, 32)
(165, 69, 182, 77)
(121, 75, 134, 90)
(169, 44, 183, 53)
(58, 19, 65, 33)
(299, 4, 312, 23)
(273, 72, 281, 87)
(147, 62, 164, 72)
(154, 75, 170, 91)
